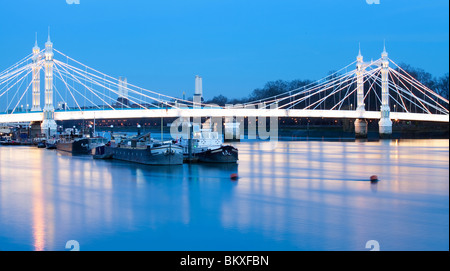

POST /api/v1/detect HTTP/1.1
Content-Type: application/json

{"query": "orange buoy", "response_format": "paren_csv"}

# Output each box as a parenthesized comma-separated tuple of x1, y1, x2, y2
(370, 175, 379, 182)
(230, 173, 239, 180)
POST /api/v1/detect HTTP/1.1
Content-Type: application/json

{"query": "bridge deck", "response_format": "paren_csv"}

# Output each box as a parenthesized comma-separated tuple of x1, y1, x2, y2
(0, 109, 448, 123)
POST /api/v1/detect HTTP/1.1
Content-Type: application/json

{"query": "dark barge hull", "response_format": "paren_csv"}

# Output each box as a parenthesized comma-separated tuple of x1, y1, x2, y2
(106, 146, 183, 165)
(56, 138, 91, 154)
(197, 145, 238, 163)
(92, 145, 113, 159)
(0, 141, 21, 146)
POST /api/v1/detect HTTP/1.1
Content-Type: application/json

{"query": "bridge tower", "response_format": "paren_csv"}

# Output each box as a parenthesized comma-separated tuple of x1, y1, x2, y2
(31, 35, 41, 112)
(40, 31, 57, 137)
(354, 46, 368, 138)
(378, 45, 392, 137)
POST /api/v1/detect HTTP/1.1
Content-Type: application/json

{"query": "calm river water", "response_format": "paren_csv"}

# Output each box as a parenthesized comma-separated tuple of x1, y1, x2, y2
(0, 139, 448, 251)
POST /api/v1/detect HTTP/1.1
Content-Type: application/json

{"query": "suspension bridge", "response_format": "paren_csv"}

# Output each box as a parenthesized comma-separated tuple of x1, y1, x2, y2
(0, 33, 448, 138)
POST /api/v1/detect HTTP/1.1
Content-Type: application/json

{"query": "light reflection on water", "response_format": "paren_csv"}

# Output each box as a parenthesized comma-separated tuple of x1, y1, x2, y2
(0, 139, 448, 251)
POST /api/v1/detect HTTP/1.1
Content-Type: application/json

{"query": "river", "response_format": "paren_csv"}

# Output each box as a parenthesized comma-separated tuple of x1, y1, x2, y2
(0, 139, 448, 251)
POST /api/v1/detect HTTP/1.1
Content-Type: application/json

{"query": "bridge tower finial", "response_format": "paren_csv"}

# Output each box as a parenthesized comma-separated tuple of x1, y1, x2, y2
(381, 40, 388, 59)
(357, 43, 363, 61)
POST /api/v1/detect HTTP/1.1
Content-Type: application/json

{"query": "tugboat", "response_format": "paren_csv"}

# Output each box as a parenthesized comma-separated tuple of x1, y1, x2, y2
(178, 123, 238, 163)
(106, 132, 183, 165)
(196, 144, 238, 163)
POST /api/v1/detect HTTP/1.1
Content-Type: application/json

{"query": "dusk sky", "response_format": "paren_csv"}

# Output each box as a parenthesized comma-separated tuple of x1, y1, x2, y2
(0, 0, 448, 100)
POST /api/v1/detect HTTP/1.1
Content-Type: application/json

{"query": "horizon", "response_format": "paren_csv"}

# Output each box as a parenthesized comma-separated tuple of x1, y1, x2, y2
(0, 0, 448, 101)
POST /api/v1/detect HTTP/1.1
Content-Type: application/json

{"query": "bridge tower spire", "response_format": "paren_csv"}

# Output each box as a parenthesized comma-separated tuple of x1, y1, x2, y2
(31, 33, 41, 112)
(354, 44, 368, 138)
(378, 43, 392, 137)
(41, 28, 57, 137)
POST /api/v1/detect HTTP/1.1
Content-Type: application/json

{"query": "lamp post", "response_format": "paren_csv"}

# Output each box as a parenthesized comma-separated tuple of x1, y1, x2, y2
(110, 125, 114, 140)
(137, 124, 141, 136)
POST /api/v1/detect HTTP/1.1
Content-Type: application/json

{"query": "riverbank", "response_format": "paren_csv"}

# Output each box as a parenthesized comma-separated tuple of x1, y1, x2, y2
(92, 122, 449, 141)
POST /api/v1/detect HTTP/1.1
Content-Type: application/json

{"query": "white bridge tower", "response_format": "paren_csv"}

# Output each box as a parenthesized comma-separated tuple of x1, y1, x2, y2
(40, 31, 57, 137)
(354, 46, 368, 138)
(31, 34, 41, 112)
(378, 45, 392, 137)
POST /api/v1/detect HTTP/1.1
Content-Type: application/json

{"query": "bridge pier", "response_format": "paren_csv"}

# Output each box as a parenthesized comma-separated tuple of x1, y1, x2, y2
(379, 117, 392, 138)
(41, 118, 57, 138)
(354, 119, 368, 138)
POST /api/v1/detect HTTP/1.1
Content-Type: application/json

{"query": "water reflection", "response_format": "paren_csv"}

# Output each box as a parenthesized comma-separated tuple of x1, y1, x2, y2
(0, 139, 448, 250)
(221, 139, 449, 250)
(33, 148, 45, 251)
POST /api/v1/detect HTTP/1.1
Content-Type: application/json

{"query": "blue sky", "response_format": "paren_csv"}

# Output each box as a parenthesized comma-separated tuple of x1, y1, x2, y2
(0, 0, 448, 100)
